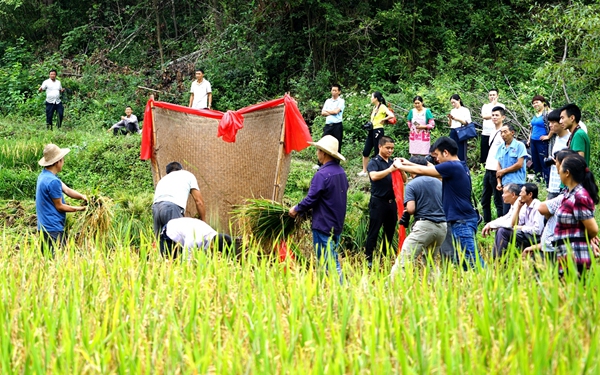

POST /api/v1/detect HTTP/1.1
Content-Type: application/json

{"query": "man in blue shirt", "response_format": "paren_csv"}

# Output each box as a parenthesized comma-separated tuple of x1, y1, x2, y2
(290, 135, 348, 280)
(496, 124, 527, 214)
(320, 84, 345, 152)
(396, 137, 485, 270)
(36, 144, 88, 257)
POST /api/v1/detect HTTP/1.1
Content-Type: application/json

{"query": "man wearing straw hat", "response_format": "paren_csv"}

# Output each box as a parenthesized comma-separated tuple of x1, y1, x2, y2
(289, 135, 348, 280)
(36, 144, 88, 256)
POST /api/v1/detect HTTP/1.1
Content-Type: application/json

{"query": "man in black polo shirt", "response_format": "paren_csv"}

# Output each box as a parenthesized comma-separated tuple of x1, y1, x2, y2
(365, 136, 399, 265)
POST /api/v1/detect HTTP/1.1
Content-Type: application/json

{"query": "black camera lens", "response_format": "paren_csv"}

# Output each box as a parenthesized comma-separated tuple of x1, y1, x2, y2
(543, 157, 555, 167)
(425, 155, 437, 165)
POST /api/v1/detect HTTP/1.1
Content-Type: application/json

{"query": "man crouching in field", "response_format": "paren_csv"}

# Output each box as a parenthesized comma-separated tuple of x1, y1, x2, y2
(36, 144, 88, 257)
(289, 135, 348, 281)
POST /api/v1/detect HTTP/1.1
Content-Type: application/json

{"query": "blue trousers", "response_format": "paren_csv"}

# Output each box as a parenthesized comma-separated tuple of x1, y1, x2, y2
(530, 139, 549, 184)
(450, 216, 485, 270)
(312, 229, 343, 282)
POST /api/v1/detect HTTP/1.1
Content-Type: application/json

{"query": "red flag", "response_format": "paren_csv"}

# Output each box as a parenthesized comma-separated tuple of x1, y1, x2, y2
(391, 170, 406, 253)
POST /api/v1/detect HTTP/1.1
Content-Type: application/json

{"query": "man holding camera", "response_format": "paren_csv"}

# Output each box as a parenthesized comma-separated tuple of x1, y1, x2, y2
(480, 106, 505, 223)
(545, 109, 570, 199)
(395, 137, 485, 270)
(390, 156, 446, 279)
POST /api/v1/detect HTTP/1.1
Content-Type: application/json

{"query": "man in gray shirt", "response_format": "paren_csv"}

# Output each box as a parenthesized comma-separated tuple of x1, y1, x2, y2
(390, 155, 447, 279)
(107, 106, 141, 135)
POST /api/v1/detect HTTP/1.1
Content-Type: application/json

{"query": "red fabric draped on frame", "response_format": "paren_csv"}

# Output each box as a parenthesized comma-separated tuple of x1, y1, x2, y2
(140, 94, 312, 160)
(391, 170, 406, 252)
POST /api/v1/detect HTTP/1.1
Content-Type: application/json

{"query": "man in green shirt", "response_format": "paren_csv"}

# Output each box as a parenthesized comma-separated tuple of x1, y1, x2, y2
(560, 103, 590, 165)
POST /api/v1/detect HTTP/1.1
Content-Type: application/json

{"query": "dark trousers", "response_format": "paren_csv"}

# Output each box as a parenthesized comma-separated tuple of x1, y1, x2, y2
(481, 169, 503, 223)
(530, 139, 549, 184)
(363, 128, 384, 158)
(365, 196, 398, 262)
(152, 201, 184, 237)
(493, 228, 537, 258)
(40, 230, 65, 258)
(323, 122, 343, 151)
(45, 102, 64, 129)
(449, 129, 467, 162)
(480, 135, 490, 164)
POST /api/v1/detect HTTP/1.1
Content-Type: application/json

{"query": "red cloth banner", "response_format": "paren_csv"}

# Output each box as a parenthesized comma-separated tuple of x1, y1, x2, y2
(140, 94, 312, 160)
(391, 170, 406, 253)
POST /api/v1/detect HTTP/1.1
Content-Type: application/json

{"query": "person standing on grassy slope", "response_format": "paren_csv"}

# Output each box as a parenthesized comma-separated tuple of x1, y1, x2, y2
(480, 89, 505, 164)
(38, 69, 65, 130)
(188, 68, 212, 110)
(390, 155, 446, 278)
(561, 103, 590, 165)
(36, 144, 88, 257)
(364, 136, 400, 267)
(152, 161, 206, 238)
(545, 109, 571, 200)
(289, 135, 348, 280)
(395, 137, 485, 270)
(480, 106, 506, 223)
(320, 84, 345, 152)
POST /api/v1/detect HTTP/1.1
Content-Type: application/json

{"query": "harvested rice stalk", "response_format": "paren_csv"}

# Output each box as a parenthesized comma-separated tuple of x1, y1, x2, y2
(231, 199, 304, 245)
(74, 194, 114, 246)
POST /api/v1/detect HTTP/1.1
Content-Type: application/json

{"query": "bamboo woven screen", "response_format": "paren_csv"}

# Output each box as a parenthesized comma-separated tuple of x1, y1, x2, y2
(151, 105, 291, 232)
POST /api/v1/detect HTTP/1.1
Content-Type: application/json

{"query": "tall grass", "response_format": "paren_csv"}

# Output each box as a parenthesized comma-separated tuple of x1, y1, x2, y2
(1, 231, 599, 374)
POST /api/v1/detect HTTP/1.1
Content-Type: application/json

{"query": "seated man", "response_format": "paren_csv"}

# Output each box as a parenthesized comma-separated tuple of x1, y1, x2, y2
(160, 217, 233, 259)
(492, 183, 545, 258)
(108, 106, 141, 135)
(390, 156, 446, 279)
(481, 183, 521, 237)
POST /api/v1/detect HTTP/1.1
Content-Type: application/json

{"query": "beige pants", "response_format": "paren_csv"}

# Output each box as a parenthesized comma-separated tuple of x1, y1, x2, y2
(390, 220, 447, 280)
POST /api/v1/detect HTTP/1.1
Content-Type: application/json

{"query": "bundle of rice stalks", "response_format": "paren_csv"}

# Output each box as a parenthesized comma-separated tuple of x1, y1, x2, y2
(73, 194, 114, 246)
(231, 199, 304, 244)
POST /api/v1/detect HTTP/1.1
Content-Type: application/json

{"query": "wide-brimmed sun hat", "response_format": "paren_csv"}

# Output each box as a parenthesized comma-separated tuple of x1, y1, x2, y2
(38, 144, 70, 166)
(308, 135, 345, 161)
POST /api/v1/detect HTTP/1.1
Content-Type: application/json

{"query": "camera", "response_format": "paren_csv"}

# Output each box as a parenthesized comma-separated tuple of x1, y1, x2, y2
(425, 154, 436, 165)
(399, 211, 411, 227)
(363, 121, 373, 130)
(543, 157, 555, 167)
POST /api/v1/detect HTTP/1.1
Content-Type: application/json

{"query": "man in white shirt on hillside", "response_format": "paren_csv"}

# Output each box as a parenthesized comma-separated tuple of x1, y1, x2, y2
(39, 69, 65, 130)
(480, 89, 505, 163)
(188, 68, 212, 110)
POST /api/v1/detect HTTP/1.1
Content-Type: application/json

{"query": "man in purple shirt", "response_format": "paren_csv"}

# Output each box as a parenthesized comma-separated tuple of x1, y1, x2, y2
(290, 135, 348, 280)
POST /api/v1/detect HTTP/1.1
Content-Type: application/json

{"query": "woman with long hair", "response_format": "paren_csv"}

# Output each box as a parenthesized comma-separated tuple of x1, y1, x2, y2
(407, 96, 435, 156)
(554, 153, 599, 272)
(447, 94, 471, 162)
(358, 91, 395, 176)
(529, 95, 551, 184)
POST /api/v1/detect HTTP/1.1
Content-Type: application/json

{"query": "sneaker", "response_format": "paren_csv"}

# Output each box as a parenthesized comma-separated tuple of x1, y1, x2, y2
(312, 164, 320, 170)
(357, 171, 368, 177)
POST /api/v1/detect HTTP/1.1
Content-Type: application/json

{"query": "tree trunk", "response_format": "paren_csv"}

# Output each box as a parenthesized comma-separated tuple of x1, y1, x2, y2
(153, 0, 165, 67)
